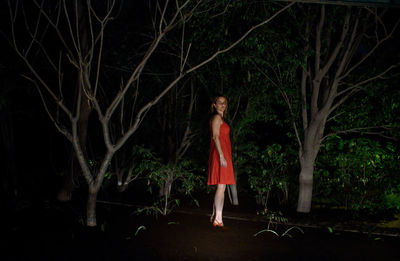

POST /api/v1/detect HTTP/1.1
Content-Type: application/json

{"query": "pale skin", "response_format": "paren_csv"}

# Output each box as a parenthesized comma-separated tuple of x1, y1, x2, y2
(210, 96, 228, 226)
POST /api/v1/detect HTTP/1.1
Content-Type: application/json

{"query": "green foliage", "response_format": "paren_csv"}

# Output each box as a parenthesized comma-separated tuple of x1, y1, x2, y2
(245, 143, 297, 209)
(254, 209, 304, 238)
(134, 204, 164, 217)
(129, 145, 203, 215)
(384, 186, 400, 211)
(117, 144, 204, 216)
(147, 158, 202, 195)
(130, 146, 164, 183)
(134, 225, 146, 237)
(315, 136, 400, 214)
(327, 226, 333, 234)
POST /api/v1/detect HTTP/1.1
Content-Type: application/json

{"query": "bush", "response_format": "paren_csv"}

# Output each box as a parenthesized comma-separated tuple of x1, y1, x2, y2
(315, 136, 400, 215)
(245, 143, 297, 210)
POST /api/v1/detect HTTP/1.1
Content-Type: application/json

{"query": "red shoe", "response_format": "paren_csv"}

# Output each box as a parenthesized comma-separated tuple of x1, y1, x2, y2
(212, 219, 224, 227)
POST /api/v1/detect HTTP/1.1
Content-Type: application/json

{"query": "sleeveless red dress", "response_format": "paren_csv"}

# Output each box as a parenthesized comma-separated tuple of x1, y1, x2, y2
(208, 118, 235, 185)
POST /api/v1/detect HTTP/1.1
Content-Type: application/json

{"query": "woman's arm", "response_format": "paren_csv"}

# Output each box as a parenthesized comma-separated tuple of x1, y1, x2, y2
(211, 115, 227, 168)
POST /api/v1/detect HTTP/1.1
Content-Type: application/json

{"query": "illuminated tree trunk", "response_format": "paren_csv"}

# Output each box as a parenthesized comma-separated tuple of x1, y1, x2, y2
(297, 120, 324, 212)
(227, 184, 239, 205)
(227, 170, 239, 205)
(86, 185, 98, 227)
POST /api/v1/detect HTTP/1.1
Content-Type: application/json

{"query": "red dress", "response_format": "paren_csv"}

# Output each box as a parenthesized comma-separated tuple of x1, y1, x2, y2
(208, 118, 235, 185)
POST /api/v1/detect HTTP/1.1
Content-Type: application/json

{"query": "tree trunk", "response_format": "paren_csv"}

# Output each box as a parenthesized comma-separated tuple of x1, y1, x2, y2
(57, 83, 92, 201)
(160, 171, 173, 215)
(57, 0, 92, 202)
(297, 159, 315, 213)
(86, 186, 98, 227)
(56, 160, 76, 201)
(297, 118, 324, 213)
(229, 143, 240, 205)
(227, 184, 239, 205)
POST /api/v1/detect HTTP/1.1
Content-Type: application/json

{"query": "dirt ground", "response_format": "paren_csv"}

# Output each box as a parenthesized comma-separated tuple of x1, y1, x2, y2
(2, 198, 400, 261)
(122, 211, 400, 261)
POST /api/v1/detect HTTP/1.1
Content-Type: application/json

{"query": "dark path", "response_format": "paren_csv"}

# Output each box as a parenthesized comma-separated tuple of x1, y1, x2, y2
(2, 200, 400, 261)
(122, 211, 400, 261)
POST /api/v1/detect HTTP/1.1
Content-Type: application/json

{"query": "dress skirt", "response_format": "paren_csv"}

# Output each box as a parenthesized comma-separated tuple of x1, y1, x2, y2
(207, 119, 235, 185)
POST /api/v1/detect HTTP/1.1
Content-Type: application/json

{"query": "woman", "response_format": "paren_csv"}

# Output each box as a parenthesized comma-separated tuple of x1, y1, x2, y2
(208, 95, 235, 227)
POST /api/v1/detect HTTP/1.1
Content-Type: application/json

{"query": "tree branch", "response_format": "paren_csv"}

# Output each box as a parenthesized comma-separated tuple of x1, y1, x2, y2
(314, 5, 324, 77)
(322, 125, 396, 141)
(339, 16, 400, 80)
(313, 8, 351, 115)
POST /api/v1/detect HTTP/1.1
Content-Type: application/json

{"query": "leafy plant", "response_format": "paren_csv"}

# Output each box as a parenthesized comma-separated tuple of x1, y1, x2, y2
(127, 145, 203, 216)
(315, 136, 400, 214)
(147, 158, 203, 215)
(254, 209, 304, 238)
(247, 144, 296, 209)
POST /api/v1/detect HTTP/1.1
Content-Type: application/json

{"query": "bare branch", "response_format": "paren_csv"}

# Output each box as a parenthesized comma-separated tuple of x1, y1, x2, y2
(322, 125, 396, 141)
(327, 111, 346, 122)
(334, 9, 360, 79)
(313, 8, 351, 115)
(23, 75, 73, 142)
(345, 63, 400, 88)
(158, 0, 170, 33)
(22, 0, 43, 57)
(114, 71, 186, 151)
(61, 0, 80, 60)
(301, 17, 310, 131)
(231, 94, 241, 125)
(123, 163, 141, 186)
(339, 17, 400, 80)
(314, 5, 324, 77)
(250, 57, 303, 151)
(119, 83, 125, 136)
(332, 62, 399, 114)
(364, 7, 388, 37)
(74, 1, 83, 60)
(57, 51, 63, 99)
(329, 87, 359, 114)
(176, 83, 197, 160)
(210, 0, 232, 19)
(93, 19, 107, 97)
(12, 48, 73, 121)
(315, 7, 350, 83)
(30, 0, 75, 59)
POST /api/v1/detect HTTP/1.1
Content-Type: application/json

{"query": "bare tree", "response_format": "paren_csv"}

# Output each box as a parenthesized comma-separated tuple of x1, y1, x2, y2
(157, 80, 198, 210)
(8, 0, 294, 226)
(55, 0, 93, 202)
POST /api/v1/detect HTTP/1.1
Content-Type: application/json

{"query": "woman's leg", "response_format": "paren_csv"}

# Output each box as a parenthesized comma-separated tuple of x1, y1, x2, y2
(210, 203, 215, 222)
(214, 184, 226, 223)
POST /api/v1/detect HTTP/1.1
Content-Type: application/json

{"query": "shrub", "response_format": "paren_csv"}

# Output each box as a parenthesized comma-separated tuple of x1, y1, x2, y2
(315, 136, 400, 215)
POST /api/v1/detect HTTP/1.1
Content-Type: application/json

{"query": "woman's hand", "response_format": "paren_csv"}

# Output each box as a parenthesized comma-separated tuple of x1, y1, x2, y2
(219, 154, 227, 168)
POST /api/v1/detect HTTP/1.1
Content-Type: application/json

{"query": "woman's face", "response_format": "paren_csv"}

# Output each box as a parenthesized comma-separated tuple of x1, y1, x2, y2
(214, 96, 227, 114)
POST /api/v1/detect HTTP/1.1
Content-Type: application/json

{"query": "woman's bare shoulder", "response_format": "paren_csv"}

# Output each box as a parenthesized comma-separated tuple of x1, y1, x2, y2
(211, 114, 222, 123)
